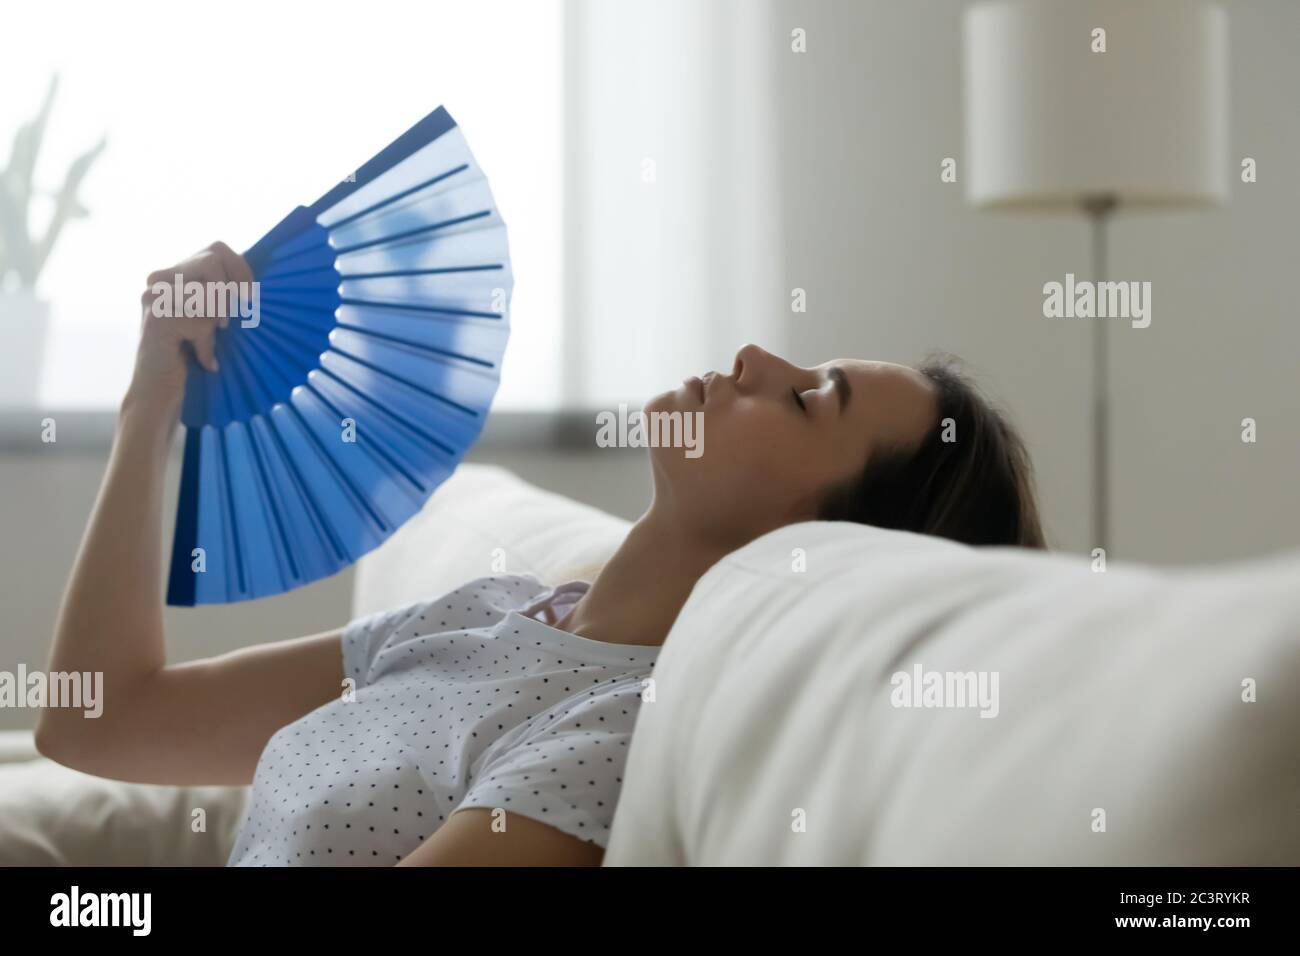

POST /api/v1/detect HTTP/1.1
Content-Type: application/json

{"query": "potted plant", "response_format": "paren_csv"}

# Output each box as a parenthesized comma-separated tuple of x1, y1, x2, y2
(0, 76, 105, 406)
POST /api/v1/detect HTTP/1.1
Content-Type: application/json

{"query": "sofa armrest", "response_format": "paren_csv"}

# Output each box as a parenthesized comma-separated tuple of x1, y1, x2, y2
(0, 731, 38, 765)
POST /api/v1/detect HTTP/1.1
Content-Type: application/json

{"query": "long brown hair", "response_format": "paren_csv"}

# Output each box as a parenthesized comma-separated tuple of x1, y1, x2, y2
(817, 354, 1046, 549)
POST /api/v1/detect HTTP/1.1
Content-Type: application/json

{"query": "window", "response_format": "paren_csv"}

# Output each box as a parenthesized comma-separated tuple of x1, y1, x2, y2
(1, 0, 562, 410)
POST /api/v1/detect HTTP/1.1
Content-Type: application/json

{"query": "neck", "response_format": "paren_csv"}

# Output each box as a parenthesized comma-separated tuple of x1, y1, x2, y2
(554, 503, 735, 648)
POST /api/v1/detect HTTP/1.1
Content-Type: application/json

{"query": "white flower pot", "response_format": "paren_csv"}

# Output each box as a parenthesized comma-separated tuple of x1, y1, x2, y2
(0, 291, 50, 407)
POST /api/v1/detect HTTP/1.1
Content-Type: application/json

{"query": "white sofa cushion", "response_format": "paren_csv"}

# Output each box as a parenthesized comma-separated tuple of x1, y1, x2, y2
(605, 521, 1300, 865)
(352, 463, 630, 615)
(0, 756, 248, 866)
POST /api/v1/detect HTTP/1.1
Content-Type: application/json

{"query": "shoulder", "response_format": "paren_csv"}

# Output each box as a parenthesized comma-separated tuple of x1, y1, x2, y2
(452, 574, 552, 610)
(352, 574, 549, 631)
(341, 573, 552, 687)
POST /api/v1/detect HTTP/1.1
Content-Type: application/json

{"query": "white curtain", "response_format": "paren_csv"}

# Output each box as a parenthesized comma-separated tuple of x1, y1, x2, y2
(562, 0, 786, 407)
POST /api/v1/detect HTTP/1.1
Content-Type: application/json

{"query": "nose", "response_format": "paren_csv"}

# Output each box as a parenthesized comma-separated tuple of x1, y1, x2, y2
(732, 343, 804, 392)
(732, 343, 774, 388)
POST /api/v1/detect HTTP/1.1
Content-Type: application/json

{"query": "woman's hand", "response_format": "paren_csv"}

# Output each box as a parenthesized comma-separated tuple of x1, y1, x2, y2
(129, 240, 253, 408)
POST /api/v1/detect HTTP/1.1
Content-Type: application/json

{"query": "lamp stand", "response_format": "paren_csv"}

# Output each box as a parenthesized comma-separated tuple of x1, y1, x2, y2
(1083, 194, 1118, 553)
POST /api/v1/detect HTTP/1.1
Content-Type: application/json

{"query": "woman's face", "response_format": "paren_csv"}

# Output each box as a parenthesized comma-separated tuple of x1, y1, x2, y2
(644, 344, 938, 545)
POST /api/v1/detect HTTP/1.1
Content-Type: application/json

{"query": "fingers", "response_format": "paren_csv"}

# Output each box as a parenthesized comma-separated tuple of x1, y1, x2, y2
(131, 240, 247, 388)
(144, 240, 252, 302)
(140, 239, 253, 338)
(173, 313, 221, 374)
(205, 240, 255, 286)
(190, 329, 220, 374)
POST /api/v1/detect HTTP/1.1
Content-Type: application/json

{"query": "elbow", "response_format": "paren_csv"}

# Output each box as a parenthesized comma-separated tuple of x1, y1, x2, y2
(33, 718, 65, 762)
(33, 715, 91, 771)
(33, 672, 138, 772)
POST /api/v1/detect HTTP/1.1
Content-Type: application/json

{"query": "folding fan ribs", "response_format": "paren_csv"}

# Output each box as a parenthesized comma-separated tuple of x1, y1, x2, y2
(167, 107, 512, 605)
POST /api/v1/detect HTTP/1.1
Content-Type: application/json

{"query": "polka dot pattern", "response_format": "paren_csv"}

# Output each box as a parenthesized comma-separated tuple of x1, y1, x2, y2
(226, 574, 657, 866)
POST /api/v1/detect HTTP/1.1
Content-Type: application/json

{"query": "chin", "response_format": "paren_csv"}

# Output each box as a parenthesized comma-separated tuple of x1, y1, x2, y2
(643, 387, 680, 416)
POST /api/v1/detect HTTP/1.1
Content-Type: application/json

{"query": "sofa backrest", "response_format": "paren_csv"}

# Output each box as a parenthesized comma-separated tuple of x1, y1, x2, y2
(606, 521, 1300, 865)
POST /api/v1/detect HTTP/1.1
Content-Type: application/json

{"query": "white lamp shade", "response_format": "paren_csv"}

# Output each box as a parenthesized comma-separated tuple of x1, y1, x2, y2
(964, 0, 1228, 210)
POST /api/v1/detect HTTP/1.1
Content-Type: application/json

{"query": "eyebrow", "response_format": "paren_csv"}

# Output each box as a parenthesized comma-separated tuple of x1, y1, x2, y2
(829, 365, 851, 414)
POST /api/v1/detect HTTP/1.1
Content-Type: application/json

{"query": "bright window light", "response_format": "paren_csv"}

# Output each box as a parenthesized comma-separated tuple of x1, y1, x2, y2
(0, 0, 562, 410)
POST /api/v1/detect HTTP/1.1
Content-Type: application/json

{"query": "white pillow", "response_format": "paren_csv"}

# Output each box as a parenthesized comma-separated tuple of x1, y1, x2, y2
(606, 521, 1300, 865)
(352, 463, 630, 616)
(0, 730, 38, 765)
(0, 757, 247, 866)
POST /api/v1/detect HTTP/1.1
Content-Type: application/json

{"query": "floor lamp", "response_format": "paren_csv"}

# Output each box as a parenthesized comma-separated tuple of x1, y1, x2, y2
(963, 0, 1227, 552)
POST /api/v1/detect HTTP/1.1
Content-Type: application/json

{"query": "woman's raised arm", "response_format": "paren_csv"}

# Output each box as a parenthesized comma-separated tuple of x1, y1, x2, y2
(36, 243, 345, 786)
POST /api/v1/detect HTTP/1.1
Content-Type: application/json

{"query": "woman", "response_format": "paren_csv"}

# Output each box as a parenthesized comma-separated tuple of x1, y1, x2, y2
(36, 242, 1044, 866)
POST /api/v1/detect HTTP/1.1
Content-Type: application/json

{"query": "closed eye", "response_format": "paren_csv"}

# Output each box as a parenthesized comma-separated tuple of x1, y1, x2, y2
(790, 386, 807, 413)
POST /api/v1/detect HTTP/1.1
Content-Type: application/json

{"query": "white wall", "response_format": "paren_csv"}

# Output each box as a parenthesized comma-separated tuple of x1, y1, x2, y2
(768, 0, 1300, 561)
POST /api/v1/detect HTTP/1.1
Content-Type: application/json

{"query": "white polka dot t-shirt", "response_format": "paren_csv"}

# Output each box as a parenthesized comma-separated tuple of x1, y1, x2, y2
(226, 574, 657, 865)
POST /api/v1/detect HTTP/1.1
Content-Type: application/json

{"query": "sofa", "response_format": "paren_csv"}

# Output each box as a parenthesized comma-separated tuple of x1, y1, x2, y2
(2, 463, 1296, 865)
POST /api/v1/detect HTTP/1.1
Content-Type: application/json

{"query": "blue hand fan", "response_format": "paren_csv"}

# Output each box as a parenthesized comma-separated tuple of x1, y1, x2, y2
(166, 106, 511, 606)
